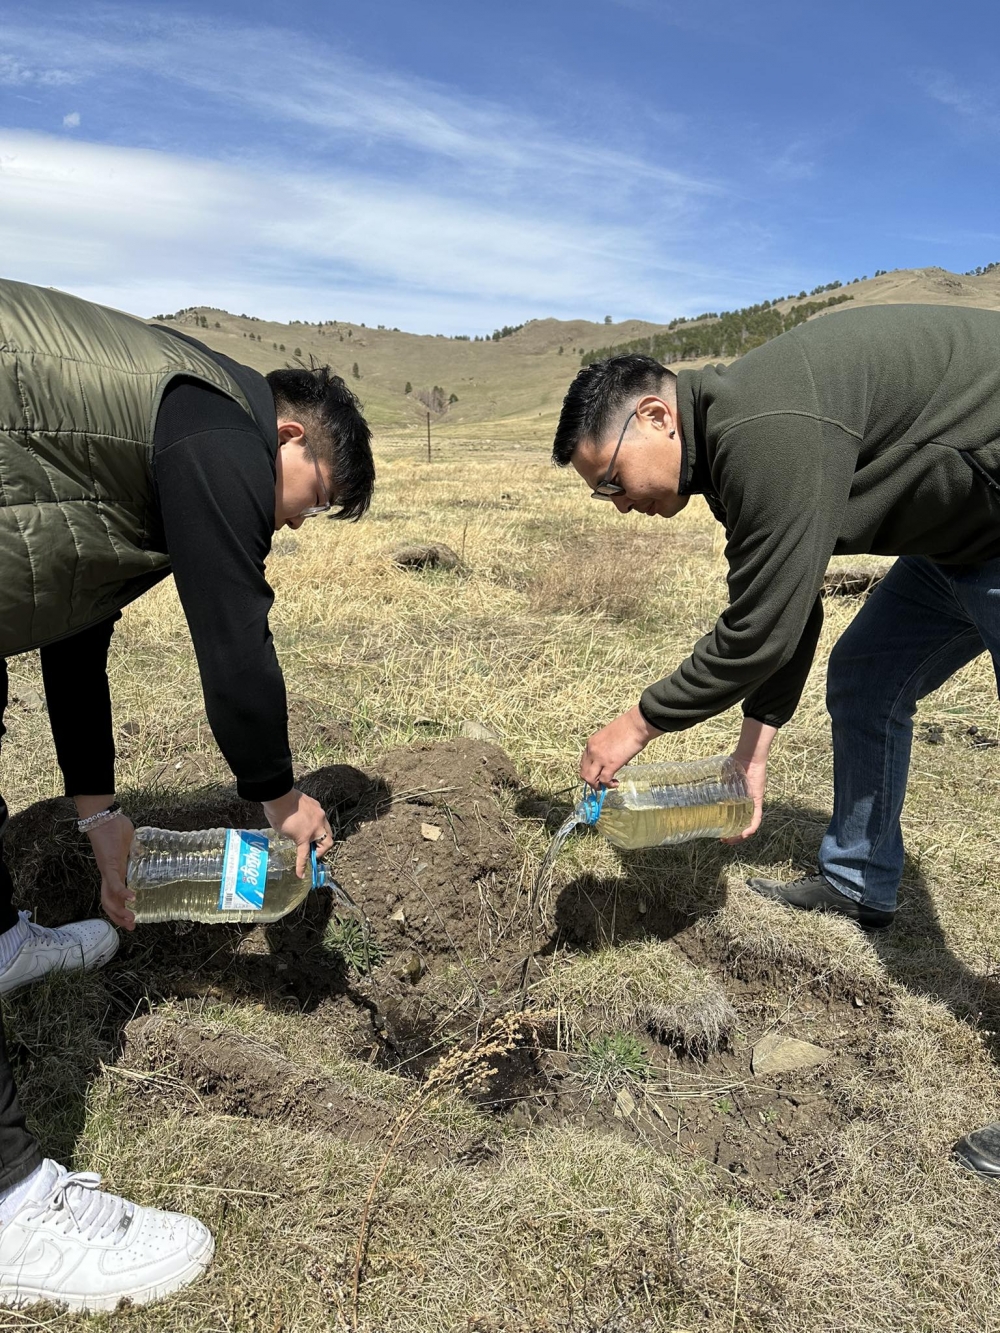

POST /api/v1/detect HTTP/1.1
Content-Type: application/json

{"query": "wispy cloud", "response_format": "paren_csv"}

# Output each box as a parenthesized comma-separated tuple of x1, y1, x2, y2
(918, 70, 1000, 137)
(0, 7, 796, 329)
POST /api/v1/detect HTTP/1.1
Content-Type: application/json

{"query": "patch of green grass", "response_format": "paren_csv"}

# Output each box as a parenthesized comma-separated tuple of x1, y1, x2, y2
(577, 1031, 651, 1098)
(322, 914, 385, 974)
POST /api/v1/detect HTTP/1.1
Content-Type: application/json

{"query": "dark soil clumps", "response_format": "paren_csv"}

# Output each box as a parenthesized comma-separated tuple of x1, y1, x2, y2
(330, 738, 522, 957)
(124, 1014, 397, 1144)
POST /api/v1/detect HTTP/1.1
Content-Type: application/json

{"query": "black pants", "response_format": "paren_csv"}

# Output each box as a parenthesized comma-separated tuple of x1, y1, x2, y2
(0, 662, 45, 1191)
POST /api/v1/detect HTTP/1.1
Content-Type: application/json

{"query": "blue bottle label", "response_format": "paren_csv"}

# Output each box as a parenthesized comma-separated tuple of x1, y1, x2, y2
(219, 830, 269, 912)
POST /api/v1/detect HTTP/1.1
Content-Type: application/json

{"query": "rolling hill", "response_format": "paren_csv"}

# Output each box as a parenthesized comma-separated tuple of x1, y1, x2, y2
(147, 265, 1000, 441)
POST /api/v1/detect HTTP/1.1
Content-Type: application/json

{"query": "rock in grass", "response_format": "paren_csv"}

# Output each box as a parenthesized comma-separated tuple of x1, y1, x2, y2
(751, 1032, 831, 1076)
(459, 720, 499, 742)
(391, 542, 461, 571)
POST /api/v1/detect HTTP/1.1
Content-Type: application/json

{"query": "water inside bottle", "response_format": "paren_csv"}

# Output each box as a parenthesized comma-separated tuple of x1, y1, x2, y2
(533, 756, 752, 903)
(127, 827, 355, 925)
(595, 756, 753, 850)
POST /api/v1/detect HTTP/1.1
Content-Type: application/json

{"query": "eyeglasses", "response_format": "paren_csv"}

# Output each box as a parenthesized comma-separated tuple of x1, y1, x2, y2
(590, 410, 636, 501)
(297, 439, 332, 519)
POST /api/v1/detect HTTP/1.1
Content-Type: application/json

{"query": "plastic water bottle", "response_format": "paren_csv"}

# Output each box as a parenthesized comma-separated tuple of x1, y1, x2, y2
(581, 755, 753, 849)
(537, 755, 753, 892)
(126, 827, 355, 925)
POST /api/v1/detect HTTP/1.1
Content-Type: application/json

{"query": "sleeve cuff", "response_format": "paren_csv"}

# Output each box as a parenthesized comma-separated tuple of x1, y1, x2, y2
(741, 708, 786, 729)
(236, 767, 295, 803)
(637, 690, 695, 734)
(62, 766, 116, 799)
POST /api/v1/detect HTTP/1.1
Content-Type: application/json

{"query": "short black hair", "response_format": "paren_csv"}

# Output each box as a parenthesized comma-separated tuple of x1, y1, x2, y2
(267, 365, 375, 521)
(552, 354, 672, 466)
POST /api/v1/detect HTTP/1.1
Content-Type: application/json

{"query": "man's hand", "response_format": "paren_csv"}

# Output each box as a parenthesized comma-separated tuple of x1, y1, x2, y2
(262, 788, 334, 877)
(580, 705, 664, 788)
(88, 814, 137, 931)
(722, 717, 778, 843)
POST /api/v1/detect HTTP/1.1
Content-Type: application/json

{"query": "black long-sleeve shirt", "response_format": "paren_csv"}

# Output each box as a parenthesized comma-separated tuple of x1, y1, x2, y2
(40, 368, 293, 803)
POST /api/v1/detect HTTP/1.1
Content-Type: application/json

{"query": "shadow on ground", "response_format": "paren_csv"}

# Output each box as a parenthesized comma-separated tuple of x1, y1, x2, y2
(520, 786, 1000, 1066)
(1, 764, 394, 1163)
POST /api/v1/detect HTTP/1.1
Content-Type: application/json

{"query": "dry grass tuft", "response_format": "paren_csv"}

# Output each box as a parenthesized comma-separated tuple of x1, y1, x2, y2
(699, 878, 887, 992)
(534, 938, 737, 1055)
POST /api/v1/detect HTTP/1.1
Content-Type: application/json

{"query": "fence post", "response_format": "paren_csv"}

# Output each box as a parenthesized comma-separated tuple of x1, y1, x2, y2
(426, 411, 431, 462)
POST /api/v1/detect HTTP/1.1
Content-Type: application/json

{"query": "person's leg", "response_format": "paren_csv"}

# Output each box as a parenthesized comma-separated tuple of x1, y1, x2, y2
(0, 661, 43, 1193)
(819, 557, 984, 913)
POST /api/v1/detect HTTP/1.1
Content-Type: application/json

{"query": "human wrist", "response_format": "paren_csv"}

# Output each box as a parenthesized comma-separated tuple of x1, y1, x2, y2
(734, 717, 778, 766)
(629, 703, 663, 743)
(261, 788, 297, 819)
(74, 794, 116, 820)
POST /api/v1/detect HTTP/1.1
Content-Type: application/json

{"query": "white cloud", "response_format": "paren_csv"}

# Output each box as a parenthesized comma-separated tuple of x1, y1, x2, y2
(0, 130, 714, 329)
(62, 111, 80, 128)
(918, 70, 1000, 137)
(0, 51, 75, 87)
(0, 11, 798, 329)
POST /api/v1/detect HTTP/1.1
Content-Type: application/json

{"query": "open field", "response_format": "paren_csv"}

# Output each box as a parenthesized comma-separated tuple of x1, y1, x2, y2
(3, 421, 1000, 1330)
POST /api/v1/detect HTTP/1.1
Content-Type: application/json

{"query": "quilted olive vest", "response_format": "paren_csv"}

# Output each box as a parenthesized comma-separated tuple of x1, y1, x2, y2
(0, 279, 255, 657)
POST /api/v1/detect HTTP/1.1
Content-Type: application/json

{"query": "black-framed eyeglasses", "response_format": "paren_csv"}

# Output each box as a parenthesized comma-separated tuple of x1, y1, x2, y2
(590, 410, 636, 501)
(297, 439, 332, 519)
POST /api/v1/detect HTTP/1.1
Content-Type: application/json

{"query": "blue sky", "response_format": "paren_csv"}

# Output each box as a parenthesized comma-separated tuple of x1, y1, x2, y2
(3, 1, 999, 333)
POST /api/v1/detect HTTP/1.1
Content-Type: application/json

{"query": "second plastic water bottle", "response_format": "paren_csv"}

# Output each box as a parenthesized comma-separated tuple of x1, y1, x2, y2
(127, 827, 352, 925)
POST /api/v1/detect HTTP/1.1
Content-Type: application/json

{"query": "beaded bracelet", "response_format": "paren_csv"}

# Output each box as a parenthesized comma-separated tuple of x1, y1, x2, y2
(77, 802, 122, 833)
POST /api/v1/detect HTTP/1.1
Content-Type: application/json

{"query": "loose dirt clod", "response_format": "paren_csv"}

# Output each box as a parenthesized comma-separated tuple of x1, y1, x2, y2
(390, 542, 462, 571)
(822, 567, 885, 597)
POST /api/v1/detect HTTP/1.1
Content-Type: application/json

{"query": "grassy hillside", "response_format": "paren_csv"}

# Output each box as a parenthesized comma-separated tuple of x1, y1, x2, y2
(150, 264, 1000, 444)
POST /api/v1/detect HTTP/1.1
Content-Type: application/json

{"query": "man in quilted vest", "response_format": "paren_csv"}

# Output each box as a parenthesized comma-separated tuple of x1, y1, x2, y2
(0, 279, 375, 1311)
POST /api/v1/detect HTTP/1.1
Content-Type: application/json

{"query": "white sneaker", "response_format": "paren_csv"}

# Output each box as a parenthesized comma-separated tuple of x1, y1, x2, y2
(0, 914, 118, 997)
(0, 1160, 214, 1312)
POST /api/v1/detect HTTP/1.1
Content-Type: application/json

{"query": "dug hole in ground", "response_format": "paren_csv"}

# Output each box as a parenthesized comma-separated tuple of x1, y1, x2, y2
(3, 734, 1000, 1333)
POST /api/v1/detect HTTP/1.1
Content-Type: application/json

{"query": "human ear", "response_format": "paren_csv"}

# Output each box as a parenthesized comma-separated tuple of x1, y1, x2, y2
(276, 419, 307, 447)
(634, 394, 674, 436)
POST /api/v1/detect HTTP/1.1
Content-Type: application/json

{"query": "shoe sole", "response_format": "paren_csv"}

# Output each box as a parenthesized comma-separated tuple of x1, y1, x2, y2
(0, 1229, 214, 1312)
(953, 1142, 1000, 1178)
(0, 928, 120, 998)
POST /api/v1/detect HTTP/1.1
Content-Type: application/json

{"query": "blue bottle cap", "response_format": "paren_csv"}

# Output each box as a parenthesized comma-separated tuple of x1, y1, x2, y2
(311, 846, 327, 889)
(579, 784, 608, 826)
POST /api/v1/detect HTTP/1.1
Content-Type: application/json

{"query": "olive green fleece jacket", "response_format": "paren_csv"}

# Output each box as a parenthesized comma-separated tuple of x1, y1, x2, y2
(638, 303, 1000, 733)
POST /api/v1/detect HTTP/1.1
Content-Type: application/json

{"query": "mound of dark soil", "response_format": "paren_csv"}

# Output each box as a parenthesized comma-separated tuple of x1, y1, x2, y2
(329, 738, 522, 957)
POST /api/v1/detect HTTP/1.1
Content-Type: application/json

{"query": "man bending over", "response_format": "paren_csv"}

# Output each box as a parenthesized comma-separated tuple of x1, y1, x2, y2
(553, 303, 1000, 1179)
(0, 278, 374, 1311)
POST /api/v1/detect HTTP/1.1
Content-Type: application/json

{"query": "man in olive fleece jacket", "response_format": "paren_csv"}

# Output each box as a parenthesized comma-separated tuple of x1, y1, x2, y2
(552, 302, 1000, 1176)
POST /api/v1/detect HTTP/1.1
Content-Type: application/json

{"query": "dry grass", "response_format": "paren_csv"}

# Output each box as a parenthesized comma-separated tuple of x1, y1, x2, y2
(534, 939, 737, 1056)
(2, 432, 1000, 1330)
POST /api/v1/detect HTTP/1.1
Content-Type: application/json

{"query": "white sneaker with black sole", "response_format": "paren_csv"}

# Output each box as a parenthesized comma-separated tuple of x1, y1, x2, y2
(0, 1160, 214, 1312)
(0, 913, 118, 997)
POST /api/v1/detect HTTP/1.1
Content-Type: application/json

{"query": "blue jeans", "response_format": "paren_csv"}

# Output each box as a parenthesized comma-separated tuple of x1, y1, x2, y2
(819, 555, 1000, 913)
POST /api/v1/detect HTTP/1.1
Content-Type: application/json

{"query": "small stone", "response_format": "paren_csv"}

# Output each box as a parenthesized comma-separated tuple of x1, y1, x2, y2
(395, 950, 424, 983)
(459, 720, 499, 742)
(751, 1033, 831, 1076)
(18, 690, 44, 712)
(420, 823, 443, 841)
(614, 1088, 638, 1119)
(390, 543, 461, 572)
(390, 907, 406, 930)
(852, 995, 865, 1008)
